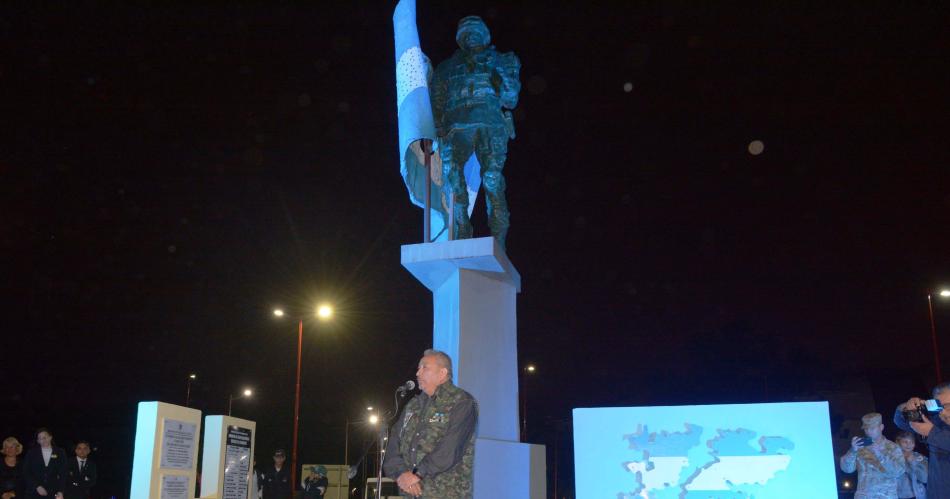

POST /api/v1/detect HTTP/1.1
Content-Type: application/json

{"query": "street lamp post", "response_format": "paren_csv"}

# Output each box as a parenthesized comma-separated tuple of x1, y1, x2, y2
(185, 373, 197, 407)
(342, 409, 379, 499)
(292, 317, 303, 495)
(928, 289, 950, 383)
(521, 364, 536, 442)
(274, 303, 334, 495)
(228, 388, 253, 416)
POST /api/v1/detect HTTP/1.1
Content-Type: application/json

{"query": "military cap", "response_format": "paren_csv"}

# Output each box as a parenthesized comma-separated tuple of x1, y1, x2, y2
(861, 412, 883, 428)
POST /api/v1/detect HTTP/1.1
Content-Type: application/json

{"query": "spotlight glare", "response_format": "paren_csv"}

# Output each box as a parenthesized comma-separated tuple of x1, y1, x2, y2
(317, 304, 334, 320)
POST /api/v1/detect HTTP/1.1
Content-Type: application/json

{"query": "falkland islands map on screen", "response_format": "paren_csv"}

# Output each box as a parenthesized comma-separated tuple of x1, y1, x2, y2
(573, 401, 837, 498)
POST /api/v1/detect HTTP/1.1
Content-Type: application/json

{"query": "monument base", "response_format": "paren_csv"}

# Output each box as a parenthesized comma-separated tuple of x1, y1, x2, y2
(474, 439, 546, 499)
(401, 237, 546, 498)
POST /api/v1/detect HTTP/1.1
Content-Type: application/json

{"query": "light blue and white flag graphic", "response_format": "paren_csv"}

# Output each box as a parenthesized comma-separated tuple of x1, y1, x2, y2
(393, 0, 479, 242)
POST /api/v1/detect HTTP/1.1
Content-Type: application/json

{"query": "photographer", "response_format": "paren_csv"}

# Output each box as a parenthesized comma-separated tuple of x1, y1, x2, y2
(894, 382, 950, 496)
(839, 412, 905, 498)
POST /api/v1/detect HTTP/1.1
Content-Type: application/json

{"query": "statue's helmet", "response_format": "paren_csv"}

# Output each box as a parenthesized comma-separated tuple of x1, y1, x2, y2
(456, 16, 491, 48)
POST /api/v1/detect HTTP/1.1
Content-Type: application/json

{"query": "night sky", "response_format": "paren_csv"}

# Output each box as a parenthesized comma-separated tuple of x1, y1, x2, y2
(4, 2, 950, 497)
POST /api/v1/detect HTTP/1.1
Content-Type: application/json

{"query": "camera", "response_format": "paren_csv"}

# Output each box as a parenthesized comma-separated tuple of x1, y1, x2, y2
(903, 408, 925, 422)
(902, 399, 942, 422)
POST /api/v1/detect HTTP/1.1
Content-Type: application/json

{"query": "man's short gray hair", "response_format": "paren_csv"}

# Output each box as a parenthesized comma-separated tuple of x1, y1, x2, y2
(424, 349, 454, 381)
(934, 382, 950, 398)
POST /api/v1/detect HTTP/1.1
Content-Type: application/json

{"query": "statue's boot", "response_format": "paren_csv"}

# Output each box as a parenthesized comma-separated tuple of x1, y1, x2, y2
(453, 194, 474, 240)
(483, 169, 509, 249)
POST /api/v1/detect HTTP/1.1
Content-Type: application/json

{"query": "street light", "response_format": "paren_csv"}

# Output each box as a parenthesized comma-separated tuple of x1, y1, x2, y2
(185, 373, 197, 407)
(342, 407, 380, 499)
(228, 388, 253, 416)
(273, 303, 335, 493)
(928, 289, 950, 383)
(521, 364, 537, 442)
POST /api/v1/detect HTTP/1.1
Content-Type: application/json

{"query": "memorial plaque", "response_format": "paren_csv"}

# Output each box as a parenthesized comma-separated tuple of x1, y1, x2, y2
(222, 426, 252, 499)
(161, 419, 197, 470)
(161, 474, 190, 499)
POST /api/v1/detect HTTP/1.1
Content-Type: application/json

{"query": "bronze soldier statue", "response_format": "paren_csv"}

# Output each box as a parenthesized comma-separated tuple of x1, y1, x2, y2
(431, 16, 521, 248)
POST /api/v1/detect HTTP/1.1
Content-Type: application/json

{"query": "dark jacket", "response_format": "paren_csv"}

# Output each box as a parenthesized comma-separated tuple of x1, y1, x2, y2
(895, 405, 950, 497)
(63, 457, 96, 499)
(1, 459, 23, 498)
(302, 475, 328, 499)
(259, 465, 291, 499)
(23, 446, 67, 498)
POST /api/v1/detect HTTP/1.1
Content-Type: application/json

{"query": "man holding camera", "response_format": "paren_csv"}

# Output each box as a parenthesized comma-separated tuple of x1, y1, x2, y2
(894, 382, 950, 496)
(840, 412, 905, 498)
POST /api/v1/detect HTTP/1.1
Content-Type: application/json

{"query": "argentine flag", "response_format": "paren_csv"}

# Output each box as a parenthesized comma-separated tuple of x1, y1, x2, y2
(393, 0, 479, 242)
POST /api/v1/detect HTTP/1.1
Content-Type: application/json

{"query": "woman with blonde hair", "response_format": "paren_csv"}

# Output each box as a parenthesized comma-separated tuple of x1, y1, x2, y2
(2, 437, 24, 499)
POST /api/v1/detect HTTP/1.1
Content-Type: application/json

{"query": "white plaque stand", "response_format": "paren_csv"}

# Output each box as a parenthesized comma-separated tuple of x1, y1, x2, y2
(130, 401, 202, 499)
(200, 416, 257, 499)
(402, 237, 546, 498)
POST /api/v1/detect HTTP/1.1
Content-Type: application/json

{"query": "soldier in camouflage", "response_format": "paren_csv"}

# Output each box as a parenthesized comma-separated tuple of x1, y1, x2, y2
(840, 412, 906, 499)
(431, 16, 521, 248)
(383, 349, 478, 498)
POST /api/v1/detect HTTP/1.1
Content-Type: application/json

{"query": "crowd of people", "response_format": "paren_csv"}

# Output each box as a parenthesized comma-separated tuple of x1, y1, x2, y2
(2, 429, 96, 499)
(1, 349, 471, 499)
(841, 381, 950, 498)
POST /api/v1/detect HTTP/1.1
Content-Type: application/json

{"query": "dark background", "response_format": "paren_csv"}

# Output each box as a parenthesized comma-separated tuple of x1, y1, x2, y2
(3, 2, 949, 497)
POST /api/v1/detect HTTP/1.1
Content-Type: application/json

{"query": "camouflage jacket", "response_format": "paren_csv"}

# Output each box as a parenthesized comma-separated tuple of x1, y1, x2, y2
(840, 438, 906, 499)
(383, 381, 478, 498)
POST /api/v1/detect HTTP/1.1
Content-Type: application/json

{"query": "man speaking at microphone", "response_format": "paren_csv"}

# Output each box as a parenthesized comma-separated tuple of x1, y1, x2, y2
(383, 349, 478, 498)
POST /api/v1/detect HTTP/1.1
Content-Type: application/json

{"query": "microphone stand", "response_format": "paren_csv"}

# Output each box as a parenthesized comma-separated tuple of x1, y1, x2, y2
(375, 385, 414, 499)
(375, 425, 388, 499)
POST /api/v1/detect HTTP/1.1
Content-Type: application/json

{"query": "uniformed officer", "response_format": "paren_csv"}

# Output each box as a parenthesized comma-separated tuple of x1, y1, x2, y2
(840, 412, 905, 499)
(383, 349, 478, 498)
(259, 449, 291, 499)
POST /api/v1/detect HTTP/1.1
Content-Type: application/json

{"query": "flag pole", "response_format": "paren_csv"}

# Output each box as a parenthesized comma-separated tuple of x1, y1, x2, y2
(423, 139, 432, 242)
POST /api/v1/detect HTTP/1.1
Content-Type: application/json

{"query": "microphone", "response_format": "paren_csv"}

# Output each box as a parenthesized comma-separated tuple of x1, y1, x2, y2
(396, 380, 416, 394)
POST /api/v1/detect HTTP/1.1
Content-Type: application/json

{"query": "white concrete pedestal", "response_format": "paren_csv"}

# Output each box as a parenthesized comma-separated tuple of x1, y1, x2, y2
(199, 416, 256, 499)
(402, 237, 546, 499)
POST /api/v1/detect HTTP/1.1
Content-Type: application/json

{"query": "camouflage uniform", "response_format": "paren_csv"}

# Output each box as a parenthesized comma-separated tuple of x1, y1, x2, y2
(431, 16, 520, 248)
(383, 381, 478, 499)
(840, 438, 906, 498)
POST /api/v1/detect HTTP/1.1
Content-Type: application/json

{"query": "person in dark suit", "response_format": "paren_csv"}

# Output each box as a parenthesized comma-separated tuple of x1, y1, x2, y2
(63, 441, 95, 499)
(259, 449, 291, 499)
(22, 429, 66, 499)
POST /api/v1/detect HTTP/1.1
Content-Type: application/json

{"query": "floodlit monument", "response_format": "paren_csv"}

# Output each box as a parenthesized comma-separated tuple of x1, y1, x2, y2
(393, 1, 545, 497)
